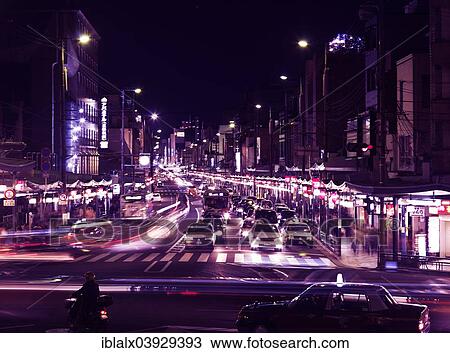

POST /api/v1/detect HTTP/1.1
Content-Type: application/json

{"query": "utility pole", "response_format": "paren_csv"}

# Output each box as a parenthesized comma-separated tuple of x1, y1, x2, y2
(377, 0, 387, 185)
(120, 89, 125, 195)
(269, 107, 273, 177)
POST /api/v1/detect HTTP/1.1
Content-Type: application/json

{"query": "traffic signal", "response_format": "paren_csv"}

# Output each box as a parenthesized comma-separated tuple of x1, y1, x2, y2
(41, 147, 51, 173)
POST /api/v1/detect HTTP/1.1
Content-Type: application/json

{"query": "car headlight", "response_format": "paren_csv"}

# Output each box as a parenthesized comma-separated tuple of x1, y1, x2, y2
(242, 230, 249, 237)
(275, 243, 283, 249)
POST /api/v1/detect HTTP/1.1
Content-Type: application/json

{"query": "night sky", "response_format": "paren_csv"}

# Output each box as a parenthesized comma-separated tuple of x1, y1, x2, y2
(4, 0, 363, 127)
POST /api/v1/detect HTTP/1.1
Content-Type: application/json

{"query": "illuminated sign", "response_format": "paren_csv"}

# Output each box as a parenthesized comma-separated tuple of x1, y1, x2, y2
(176, 131, 185, 138)
(100, 97, 108, 149)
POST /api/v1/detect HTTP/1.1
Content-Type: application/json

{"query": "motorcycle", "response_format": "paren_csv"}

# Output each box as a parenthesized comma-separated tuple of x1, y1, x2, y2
(65, 294, 113, 332)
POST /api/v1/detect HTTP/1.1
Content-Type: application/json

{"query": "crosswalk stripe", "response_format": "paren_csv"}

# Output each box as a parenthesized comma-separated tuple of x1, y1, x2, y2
(123, 253, 143, 262)
(87, 253, 110, 263)
(179, 253, 193, 262)
(321, 257, 335, 266)
(105, 253, 128, 262)
(216, 253, 227, 263)
(234, 253, 245, 263)
(269, 254, 282, 264)
(304, 258, 318, 266)
(161, 253, 176, 262)
(142, 253, 159, 262)
(250, 253, 261, 264)
(73, 254, 91, 262)
(197, 253, 210, 262)
(286, 256, 299, 265)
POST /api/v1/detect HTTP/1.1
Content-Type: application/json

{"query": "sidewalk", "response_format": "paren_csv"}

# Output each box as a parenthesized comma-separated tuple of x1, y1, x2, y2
(339, 238, 378, 268)
(338, 227, 378, 269)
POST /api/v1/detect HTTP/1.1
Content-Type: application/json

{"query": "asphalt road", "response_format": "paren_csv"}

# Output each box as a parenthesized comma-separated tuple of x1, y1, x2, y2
(1, 194, 450, 332)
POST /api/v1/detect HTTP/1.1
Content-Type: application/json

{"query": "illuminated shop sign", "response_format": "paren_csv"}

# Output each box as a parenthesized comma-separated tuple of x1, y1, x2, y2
(100, 97, 108, 149)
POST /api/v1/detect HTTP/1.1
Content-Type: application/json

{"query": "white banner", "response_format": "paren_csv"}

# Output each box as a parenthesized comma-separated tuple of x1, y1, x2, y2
(0, 333, 443, 353)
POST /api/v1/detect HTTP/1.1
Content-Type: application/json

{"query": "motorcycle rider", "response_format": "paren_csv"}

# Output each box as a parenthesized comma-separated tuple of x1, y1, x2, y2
(71, 271, 100, 329)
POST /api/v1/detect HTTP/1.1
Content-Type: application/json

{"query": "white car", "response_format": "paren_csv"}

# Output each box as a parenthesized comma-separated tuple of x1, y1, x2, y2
(282, 221, 313, 247)
(249, 222, 284, 251)
(184, 222, 216, 249)
(150, 192, 162, 202)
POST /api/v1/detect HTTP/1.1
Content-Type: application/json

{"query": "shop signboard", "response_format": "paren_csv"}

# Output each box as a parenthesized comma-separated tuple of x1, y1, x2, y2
(407, 206, 426, 217)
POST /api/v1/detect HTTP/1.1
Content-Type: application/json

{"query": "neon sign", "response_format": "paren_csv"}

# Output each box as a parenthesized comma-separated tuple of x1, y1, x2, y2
(100, 97, 108, 149)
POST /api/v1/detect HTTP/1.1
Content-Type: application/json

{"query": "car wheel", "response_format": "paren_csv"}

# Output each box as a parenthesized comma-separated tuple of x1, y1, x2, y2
(253, 325, 269, 333)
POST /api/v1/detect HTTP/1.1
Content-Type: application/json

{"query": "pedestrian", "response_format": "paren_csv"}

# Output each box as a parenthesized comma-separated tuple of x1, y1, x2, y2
(351, 239, 357, 255)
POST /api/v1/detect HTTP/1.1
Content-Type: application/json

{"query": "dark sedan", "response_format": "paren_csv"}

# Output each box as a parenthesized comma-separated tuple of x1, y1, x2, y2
(236, 282, 430, 333)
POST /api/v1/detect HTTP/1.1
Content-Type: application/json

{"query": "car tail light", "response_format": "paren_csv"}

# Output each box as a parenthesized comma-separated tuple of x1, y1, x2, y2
(100, 310, 108, 319)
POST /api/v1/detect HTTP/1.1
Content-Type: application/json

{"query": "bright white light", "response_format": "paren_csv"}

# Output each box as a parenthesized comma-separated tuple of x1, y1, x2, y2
(298, 39, 309, 48)
(139, 155, 151, 167)
(78, 34, 91, 44)
(151, 113, 158, 120)
(255, 104, 262, 109)
(216, 133, 220, 136)
(280, 75, 288, 80)
(202, 139, 207, 143)
(134, 88, 142, 94)
(336, 273, 344, 287)
(73, 126, 81, 132)
(80, 117, 86, 124)
(71, 135, 78, 141)
(157, 129, 162, 133)
(78, 108, 84, 113)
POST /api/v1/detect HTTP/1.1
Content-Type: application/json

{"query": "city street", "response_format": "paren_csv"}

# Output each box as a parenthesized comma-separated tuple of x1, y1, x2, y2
(2, 1, 450, 340)
(2, 194, 450, 332)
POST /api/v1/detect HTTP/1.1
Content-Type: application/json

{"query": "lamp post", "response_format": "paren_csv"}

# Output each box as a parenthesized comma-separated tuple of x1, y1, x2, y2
(55, 33, 91, 187)
(149, 113, 158, 191)
(120, 88, 142, 195)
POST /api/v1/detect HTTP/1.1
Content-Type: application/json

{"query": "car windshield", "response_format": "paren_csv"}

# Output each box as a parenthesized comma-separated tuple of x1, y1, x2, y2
(286, 225, 309, 232)
(254, 224, 278, 233)
(280, 210, 296, 219)
(187, 227, 211, 234)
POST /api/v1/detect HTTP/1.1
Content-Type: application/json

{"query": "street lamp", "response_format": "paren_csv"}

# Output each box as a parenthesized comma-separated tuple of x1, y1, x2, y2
(255, 104, 262, 109)
(280, 75, 288, 80)
(78, 34, 91, 44)
(297, 39, 309, 48)
(151, 113, 158, 121)
(134, 88, 142, 94)
(157, 129, 162, 134)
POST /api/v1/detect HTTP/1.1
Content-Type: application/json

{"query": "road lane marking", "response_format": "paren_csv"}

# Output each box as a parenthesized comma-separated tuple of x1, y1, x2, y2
(286, 256, 299, 265)
(142, 253, 159, 262)
(319, 257, 335, 267)
(105, 253, 128, 262)
(250, 253, 261, 264)
(144, 261, 158, 272)
(234, 253, 245, 263)
(197, 253, 210, 262)
(216, 253, 227, 263)
(160, 261, 172, 272)
(87, 253, 110, 262)
(269, 254, 282, 264)
(179, 253, 193, 262)
(73, 255, 91, 262)
(304, 258, 318, 266)
(160, 253, 176, 262)
(123, 253, 143, 262)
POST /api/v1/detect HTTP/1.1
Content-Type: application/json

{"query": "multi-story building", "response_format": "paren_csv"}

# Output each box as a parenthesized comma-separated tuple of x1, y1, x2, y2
(0, 10, 100, 178)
